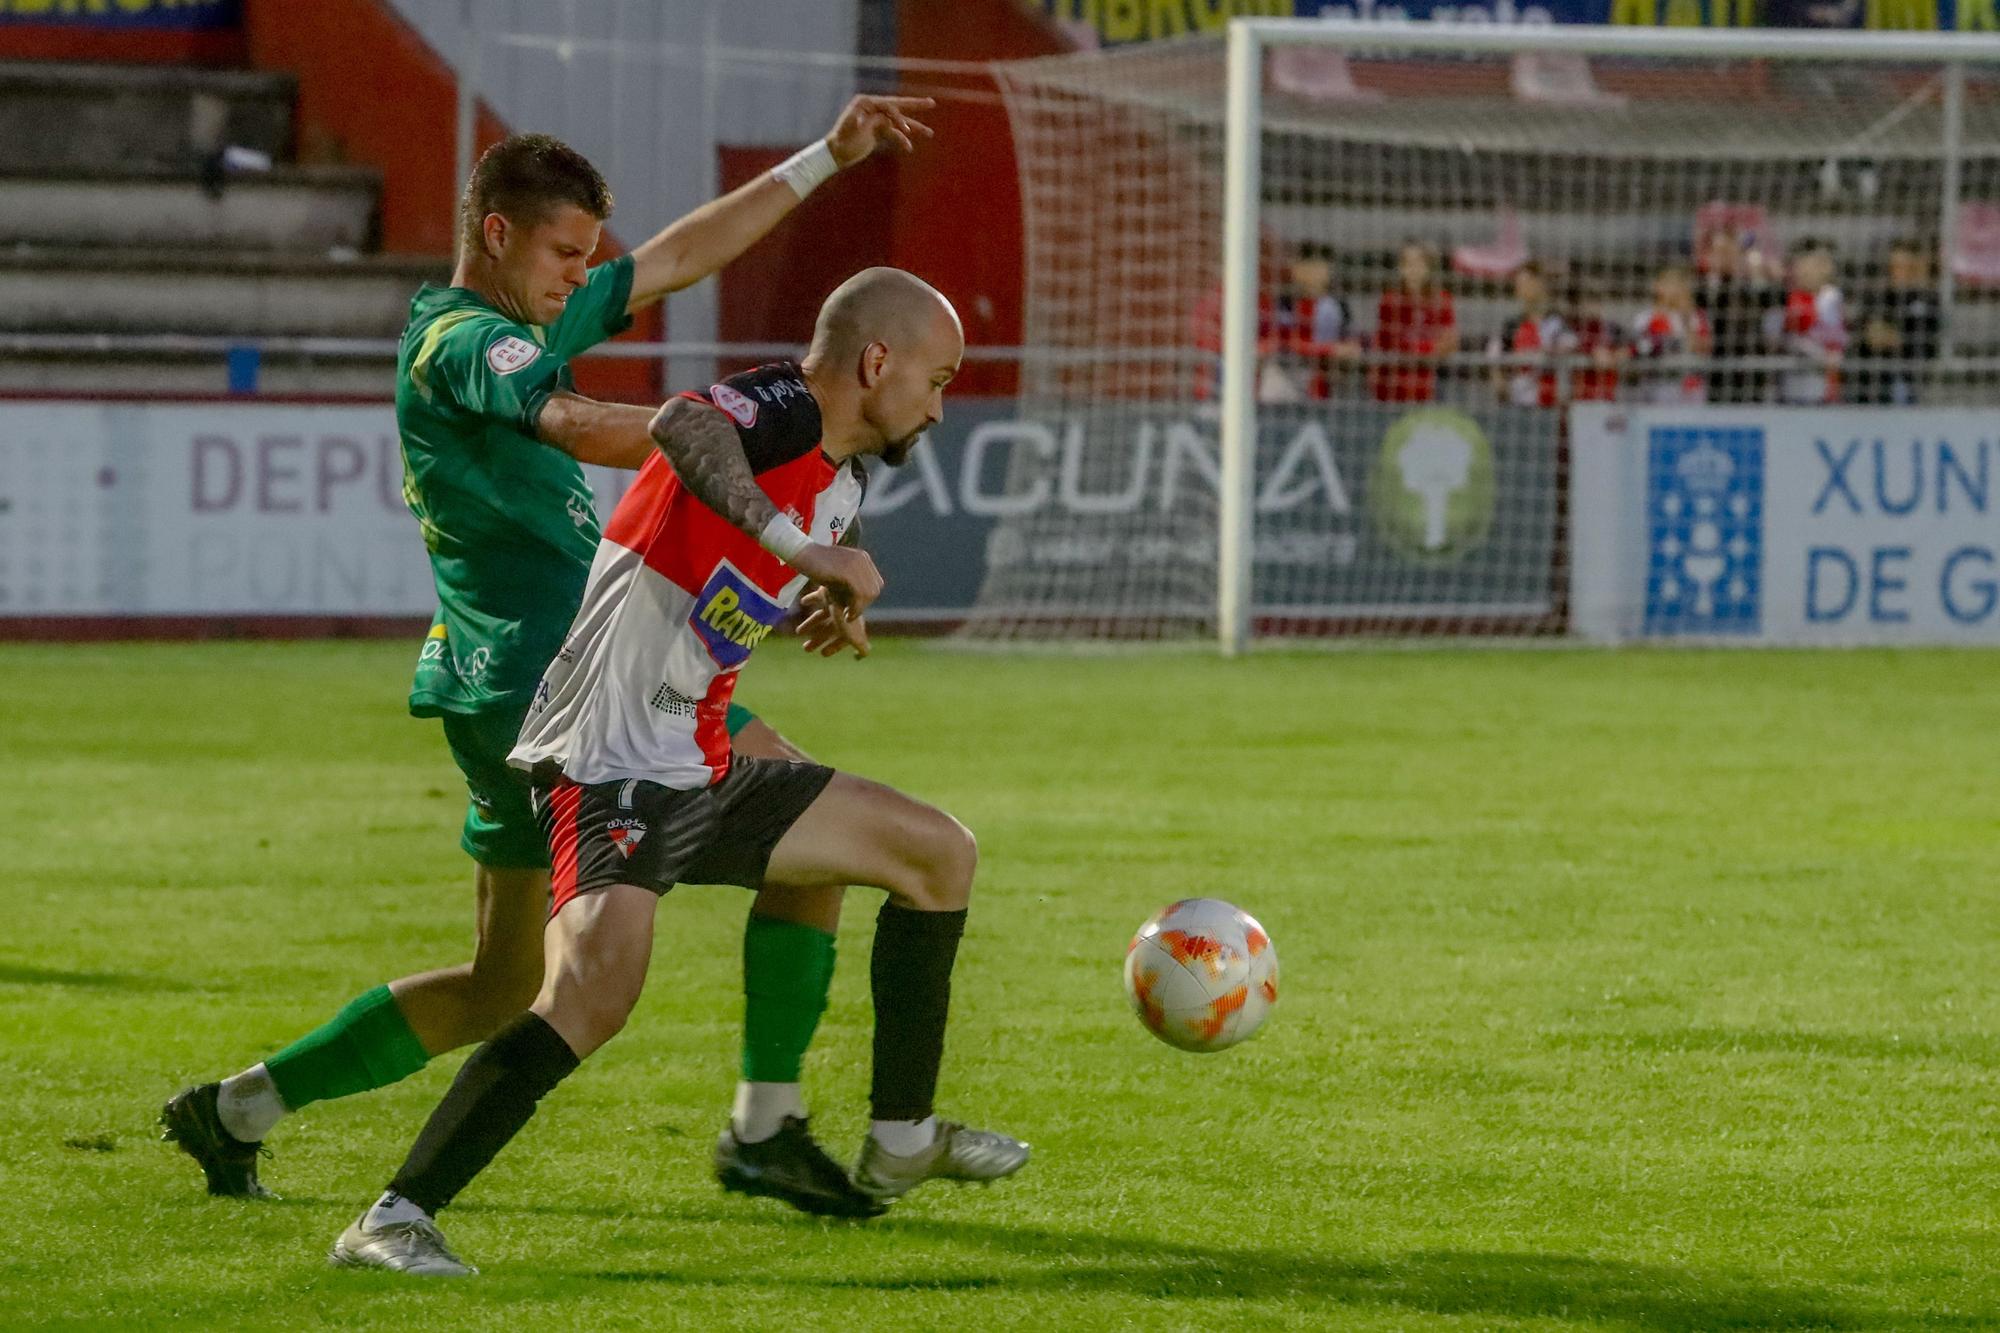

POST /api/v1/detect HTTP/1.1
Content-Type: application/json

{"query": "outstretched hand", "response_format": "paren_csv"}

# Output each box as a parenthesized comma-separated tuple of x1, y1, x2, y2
(796, 586, 871, 659)
(825, 95, 936, 168)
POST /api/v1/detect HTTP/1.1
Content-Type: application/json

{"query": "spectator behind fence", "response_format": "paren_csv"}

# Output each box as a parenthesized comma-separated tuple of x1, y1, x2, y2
(1769, 237, 1847, 405)
(1850, 238, 1940, 405)
(1564, 275, 1627, 403)
(1699, 226, 1779, 403)
(1631, 265, 1713, 404)
(1371, 239, 1458, 403)
(1487, 260, 1572, 408)
(1271, 243, 1361, 401)
(1189, 242, 1281, 403)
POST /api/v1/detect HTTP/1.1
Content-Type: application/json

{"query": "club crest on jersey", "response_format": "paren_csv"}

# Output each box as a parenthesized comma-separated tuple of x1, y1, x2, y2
(710, 383, 758, 428)
(690, 561, 787, 670)
(607, 818, 647, 859)
(486, 335, 541, 375)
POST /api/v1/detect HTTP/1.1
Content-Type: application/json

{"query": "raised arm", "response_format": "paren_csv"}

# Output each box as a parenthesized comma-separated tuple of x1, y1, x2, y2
(624, 95, 935, 311)
(646, 396, 883, 613)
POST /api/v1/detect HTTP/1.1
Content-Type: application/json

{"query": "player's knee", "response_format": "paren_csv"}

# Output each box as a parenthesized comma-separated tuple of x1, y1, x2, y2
(542, 987, 634, 1057)
(901, 812, 976, 912)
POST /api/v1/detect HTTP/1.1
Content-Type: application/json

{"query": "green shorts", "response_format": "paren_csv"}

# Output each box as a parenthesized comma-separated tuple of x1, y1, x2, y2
(440, 700, 761, 869)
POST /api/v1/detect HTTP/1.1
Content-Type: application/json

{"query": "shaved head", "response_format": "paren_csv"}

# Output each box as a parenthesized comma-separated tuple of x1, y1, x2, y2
(808, 266, 961, 364)
(803, 267, 963, 466)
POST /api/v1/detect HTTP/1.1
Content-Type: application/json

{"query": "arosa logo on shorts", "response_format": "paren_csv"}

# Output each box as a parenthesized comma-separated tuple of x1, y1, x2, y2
(690, 561, 787, 669)
(607, 819, 647, 859)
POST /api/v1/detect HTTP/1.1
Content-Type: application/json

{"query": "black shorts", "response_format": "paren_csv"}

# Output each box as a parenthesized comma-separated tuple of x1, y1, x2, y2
(533, 758, 835, 916)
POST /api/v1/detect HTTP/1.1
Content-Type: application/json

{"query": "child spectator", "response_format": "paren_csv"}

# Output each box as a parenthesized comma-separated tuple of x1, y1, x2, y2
(1768, 237, 1847, 405)
(1274, 243, 1360, 400)
(1850, 238, 1940, 405)
(1487, 261, 1572, 408)
(1631, 265, 1714, 404)
(1566, 276, 1628, 403)
(1699, 226, 1779, 403)
(1371, 239, 1458, 403)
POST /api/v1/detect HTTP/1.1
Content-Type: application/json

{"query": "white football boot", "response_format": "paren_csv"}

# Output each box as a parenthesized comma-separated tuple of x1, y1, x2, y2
(853, 1120, 1029, 1201)
(329, 1211, 477, 1277)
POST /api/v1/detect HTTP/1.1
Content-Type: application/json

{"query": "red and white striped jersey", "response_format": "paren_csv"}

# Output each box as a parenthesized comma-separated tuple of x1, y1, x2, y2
(510, 362, 863, 789)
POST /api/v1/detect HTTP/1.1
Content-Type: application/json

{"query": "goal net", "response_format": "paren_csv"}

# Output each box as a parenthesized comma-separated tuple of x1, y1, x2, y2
(977, 27, 2000, 647)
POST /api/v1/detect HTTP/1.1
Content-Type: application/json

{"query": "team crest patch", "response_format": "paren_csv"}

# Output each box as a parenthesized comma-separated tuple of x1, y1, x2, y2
(607, 819, 647, 858)
(710, 383, 758, 428)
(689, 560, 787, 670)
(486, 335, 541, 375)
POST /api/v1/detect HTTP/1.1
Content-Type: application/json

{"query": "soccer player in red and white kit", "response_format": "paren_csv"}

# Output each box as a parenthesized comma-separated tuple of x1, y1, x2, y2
(332, 269, 1026, 1276)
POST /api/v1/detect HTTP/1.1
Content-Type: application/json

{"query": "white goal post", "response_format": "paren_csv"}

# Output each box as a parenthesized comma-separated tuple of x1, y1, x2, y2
(1221, 21, 2000, 654)
(988, 23, 2000, 651)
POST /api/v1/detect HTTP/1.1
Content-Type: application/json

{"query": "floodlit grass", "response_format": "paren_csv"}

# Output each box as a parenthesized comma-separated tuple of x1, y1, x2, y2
(0, 639, 1996, 1330)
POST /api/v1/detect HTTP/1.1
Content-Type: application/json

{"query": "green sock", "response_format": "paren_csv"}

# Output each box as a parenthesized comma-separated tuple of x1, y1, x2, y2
(264, 984, 431, 1111)
(741, 915, 837, 1082)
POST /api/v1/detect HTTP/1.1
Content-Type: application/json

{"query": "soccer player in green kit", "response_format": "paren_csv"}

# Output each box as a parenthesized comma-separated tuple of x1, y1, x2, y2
(164, 96, 930, 1218)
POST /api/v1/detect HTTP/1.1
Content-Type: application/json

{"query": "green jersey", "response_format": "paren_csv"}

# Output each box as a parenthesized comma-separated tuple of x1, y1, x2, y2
(396, 255, 636, 717)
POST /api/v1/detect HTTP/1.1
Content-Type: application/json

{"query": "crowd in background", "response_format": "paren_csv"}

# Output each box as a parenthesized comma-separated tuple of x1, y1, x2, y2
(1216, 230, 1944, 410)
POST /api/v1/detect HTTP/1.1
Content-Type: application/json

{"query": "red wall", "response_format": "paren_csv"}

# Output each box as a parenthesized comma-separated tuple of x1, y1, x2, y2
(715, 145, 897, 368)
(890, 0, 1068, 394)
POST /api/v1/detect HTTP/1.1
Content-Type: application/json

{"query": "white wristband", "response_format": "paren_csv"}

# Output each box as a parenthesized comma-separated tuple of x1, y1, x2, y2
(771, 139, 838, 201)
(758, 512, 814, 562)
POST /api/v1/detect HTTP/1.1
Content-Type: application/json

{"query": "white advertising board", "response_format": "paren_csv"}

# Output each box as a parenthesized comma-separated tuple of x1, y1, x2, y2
(0, 402, 635, 619)
(1571, 404, 2000, 645)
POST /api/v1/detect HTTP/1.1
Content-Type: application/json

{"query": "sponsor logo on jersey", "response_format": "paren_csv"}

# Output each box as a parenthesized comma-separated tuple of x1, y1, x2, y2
(486, 335, 541, 375)
(689, 561, 787, 670)
(711, 383, 758, 428)
(607, 818, 647, 858)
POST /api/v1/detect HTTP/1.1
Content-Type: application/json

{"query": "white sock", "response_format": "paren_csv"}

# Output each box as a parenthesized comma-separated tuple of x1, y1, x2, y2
(870, 1115, 938, 1156)
(732, 1080, 806, 1144)
(216, 1063, 289, 1143)
(364, 1190, 430, 1230)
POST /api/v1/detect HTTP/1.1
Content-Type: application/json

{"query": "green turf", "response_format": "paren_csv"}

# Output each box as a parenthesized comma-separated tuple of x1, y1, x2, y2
(0, 639, 1996, 1330)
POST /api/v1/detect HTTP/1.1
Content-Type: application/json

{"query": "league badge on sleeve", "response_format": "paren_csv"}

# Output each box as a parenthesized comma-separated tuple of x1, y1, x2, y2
(486, 335, 542, 375)
(711, 383, 759, 428)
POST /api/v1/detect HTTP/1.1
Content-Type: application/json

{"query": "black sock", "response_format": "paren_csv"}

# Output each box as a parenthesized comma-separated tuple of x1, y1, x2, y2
(387, 1012, 580, 1216)
(869, 902, 967, 1122)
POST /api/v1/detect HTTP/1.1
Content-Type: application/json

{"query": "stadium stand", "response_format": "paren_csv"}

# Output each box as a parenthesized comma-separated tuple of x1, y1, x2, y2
(0, 60, 442, 396)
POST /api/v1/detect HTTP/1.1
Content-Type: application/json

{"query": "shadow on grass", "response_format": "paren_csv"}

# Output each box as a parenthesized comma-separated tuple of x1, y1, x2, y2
(1557, 1025, 2000, 1066)
(0, 962, 197, 992)
(579, 1217, 1964, 1329)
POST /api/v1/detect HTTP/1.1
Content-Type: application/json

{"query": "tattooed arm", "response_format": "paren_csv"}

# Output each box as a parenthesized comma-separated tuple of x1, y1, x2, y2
(646, 395, 786, 534)
(646, 396, 883, 613)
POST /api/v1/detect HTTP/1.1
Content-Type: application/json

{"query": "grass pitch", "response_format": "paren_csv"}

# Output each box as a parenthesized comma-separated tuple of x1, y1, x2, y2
(0, 640, 1996, 1330)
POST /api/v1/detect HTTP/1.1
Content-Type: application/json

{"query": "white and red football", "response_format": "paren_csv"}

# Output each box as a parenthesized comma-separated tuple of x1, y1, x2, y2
(1122, 898, 1278, 1053)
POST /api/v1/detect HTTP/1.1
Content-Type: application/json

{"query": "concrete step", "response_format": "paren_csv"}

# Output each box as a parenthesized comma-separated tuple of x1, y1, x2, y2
(0, 167, 380, 253)
(0, 62, 294, 175)
(0, 344, 395, 397)
(0, 248, 449, 339)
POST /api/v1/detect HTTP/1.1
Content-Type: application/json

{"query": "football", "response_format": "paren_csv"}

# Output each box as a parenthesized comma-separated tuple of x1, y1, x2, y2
(1122, 898, 1278, 1052)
